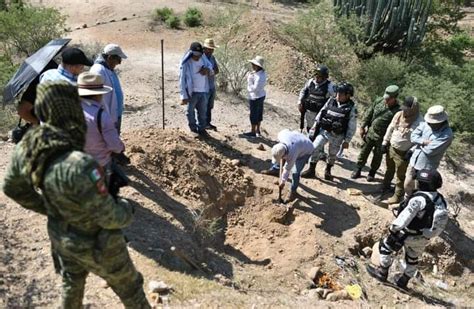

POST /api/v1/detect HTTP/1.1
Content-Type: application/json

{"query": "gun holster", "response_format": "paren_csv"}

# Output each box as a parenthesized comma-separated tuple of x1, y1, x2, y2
(108, 163, 129, 199)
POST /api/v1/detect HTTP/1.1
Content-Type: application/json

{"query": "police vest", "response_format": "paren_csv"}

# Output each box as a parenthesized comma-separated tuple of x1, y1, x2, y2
(319, 98, 354, 135)
(397, 192, 444, 232)
(304, 80, 330, 113)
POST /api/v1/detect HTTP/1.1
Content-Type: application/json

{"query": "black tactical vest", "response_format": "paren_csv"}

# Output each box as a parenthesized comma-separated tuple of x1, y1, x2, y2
(397, 192, 443, 231)
(304, 80, 330, 113)
(319, 98, 354, 135)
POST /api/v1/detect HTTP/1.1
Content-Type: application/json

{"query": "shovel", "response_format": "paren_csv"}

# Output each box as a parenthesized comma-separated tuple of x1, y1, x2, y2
(276, 159, 285, 204)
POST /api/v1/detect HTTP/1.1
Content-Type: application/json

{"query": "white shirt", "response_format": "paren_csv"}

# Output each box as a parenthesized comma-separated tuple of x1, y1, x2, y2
(278, 129, 315, 183)
(191, 58, 207, 93)
(247, 70, 267, 100)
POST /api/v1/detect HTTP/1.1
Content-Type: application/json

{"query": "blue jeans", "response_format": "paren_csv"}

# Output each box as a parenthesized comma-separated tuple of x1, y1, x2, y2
(291, 154, 311, 192)
(187, 92, 208, 132)
(206, 88, 216, 125)
(249, 96, 265, 125)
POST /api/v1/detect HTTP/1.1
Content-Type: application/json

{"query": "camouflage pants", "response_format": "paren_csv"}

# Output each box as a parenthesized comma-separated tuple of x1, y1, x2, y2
(49, 227, 150, 309)
(310, 129, 344, 165)
(356, 137, 383, 174)
(383, 146, 408, 198)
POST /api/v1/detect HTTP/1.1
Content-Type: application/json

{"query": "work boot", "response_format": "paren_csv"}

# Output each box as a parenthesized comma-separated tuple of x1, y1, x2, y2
(351, 168, 362, 179)
(261, 168, 279, 176)
(366, 171, 376, 182)
(366, 264, 388, 282)
(301, 162, 317, 179)
(324, 164, 333, 180)
(395, 274, 411, 289)
(386, 193, 403, 204)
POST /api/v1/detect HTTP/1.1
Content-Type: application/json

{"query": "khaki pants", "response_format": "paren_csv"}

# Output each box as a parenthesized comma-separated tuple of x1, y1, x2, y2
(383, 146, 408, 198)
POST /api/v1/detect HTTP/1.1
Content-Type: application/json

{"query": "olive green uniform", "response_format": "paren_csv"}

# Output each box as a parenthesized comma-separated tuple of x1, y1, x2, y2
(356, 97, 400, 174)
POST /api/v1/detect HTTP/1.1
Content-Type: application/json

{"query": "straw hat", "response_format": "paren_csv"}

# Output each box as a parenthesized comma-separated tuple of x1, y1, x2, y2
(249, 55, 265, 69)
(424, 105, 448, 124)
(77, 72, 112, 96)
(203, 38, 219, 49)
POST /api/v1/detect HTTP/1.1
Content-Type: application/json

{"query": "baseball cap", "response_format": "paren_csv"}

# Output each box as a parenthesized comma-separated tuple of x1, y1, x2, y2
(383, 85, 399, 99)
(190, 42, 203, 54)
(103, 44, 128, 59)
(61, 48, 93, 66)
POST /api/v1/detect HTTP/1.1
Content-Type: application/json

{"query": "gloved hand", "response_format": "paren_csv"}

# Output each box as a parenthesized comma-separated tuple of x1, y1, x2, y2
(381, 144, 388, 154)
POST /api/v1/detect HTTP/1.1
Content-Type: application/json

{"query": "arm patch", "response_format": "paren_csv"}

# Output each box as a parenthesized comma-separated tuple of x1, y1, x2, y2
(89, 167, 108, 196)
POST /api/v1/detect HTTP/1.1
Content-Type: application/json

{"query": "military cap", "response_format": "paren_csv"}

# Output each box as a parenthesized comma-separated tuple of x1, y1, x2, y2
(383, 85, 399, 99)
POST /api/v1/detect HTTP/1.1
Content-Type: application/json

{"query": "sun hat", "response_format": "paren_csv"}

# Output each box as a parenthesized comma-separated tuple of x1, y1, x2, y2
(77, 72, 112, 96)
(424, 105, 448, 124)
(103, 44, 128, 59)
(203, 38, 219, 49)
(271, 143, 287, 163)
(383, 85, 399, 100)
(249, 56, 265, 70)
(61, 48, 93, 66)
(401, 96, 417, 110)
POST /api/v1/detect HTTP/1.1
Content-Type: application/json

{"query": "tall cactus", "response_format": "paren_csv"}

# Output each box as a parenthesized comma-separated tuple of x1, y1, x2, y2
(334, 0, 432, 52)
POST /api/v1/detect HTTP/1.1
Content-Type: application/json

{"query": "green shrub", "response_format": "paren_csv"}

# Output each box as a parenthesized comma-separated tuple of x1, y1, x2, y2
(183, 7, 203, 27)
(165, 15, 180, 29)
(214, 44, 249, 97)
(153, 7, 174, 22)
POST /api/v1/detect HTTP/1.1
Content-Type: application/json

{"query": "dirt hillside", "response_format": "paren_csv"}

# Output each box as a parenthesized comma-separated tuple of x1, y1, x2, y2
(1, 0, 473, 307)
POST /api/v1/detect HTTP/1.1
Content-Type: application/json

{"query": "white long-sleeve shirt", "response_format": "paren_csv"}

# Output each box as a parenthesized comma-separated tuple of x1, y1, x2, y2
(277, 129, 315, 183)
(247, 70, 267, 100)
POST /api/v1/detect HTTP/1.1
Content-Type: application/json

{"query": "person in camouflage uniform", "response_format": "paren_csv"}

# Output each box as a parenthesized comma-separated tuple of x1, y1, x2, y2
(351, 85, 401, 181)
(2, 81, 150, 309)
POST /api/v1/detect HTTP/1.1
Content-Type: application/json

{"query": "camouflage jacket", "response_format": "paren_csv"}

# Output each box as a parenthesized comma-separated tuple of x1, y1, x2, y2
(362, 97, 400, 141)
(3, 147, 134, 235)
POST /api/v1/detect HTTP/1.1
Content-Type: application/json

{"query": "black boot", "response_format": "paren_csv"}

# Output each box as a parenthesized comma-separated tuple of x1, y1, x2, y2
(324, 164, 333, 180)
(351, 168, 362, 179)
(301, 162, 317, 179)
(366, 264, 388, 282)
(395, 274, 411, 289)
(367, 170, 376, 182)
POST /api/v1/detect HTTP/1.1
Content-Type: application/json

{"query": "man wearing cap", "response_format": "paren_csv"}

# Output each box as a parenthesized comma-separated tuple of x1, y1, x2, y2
(404, 105, 453, 197)
(3, 81, 150, 308)
(78, 72, 125, 169)
(352, 85, 401, 181)
(40, 47, 93, 84)
(298, 64, 335, 133)
(301, 82, 357, 180)
(179, 41, 214, 137)
(267, 129, 314, 201)
(203, 38, 220, 131)
(90, 44, 128, 133)
(381, 96, 423, 204)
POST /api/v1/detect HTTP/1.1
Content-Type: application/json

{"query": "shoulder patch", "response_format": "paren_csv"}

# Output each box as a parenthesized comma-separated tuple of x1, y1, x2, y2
(89, 167, 103, 183)
(89, 166, 108, 196)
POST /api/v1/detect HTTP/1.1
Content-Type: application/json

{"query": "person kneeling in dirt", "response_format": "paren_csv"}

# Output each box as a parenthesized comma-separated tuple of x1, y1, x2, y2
(301, 82, 357, 180)
(2, 82, 150, 308)
(265, 129, 314, 201)
(366, 169, 448, 290)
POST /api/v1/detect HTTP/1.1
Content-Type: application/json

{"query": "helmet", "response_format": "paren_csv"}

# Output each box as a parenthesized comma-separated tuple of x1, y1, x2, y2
(416, 169, 443, 191)
(336, 82, 354, 96)
(316, 65, 329, 78)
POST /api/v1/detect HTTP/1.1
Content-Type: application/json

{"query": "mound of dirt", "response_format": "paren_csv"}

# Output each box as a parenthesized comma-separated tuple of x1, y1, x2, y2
(123, 128, 254, 217)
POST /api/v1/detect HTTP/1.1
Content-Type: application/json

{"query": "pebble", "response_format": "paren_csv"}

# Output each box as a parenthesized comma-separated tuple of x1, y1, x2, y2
(148, 280, 171, 293)
(307, 267, 322, 282)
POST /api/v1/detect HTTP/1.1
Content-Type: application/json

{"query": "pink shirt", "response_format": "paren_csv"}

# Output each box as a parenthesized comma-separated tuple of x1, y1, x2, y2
(81, 98, 125, 166)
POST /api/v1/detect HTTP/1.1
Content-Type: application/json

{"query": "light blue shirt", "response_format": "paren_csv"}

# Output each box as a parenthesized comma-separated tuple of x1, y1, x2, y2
(409, 122, 453, 171)
(179, 51, 214, 100)
(39, 65, 77, 85)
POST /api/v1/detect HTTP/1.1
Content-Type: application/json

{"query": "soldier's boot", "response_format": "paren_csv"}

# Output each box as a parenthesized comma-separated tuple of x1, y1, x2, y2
(301, 162, 317, 179)
(395, 274, 411, 289)
(351, 168, 362, 179)
(366, 170, 376, 182)
(387, 191, 403, 204)
(324, 164, 333, 181)
(366, 264, 389, 282)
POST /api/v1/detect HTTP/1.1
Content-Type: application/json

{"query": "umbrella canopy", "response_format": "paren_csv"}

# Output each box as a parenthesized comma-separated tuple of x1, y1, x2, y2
(2, 38, 71, 105)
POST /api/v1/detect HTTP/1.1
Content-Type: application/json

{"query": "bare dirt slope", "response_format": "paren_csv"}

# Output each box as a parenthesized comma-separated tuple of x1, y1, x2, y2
(1, 0, 473, 308)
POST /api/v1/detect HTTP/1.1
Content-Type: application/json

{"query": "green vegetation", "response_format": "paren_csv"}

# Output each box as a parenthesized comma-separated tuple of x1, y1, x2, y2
(183, 7, 203, 27)
(165, 15, 180, 29)
(153, 7, 174, 22)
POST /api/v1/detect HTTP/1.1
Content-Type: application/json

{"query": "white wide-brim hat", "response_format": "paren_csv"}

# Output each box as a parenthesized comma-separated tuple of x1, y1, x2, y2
(424, 105, 448, 124)
(203, 38, 219, 49)
(77, 72, 113, 96)
(249, 55, 265, 69)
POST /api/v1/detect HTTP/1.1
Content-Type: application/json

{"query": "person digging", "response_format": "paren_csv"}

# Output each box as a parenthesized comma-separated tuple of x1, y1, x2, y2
(265, 129, 315, 202)
(366, 169, 448, 290)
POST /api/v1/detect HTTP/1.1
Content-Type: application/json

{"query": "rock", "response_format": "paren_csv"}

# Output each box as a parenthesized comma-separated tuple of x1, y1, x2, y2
(314, 288, 325, 296)
(81, 23, 88, 28)
(308, 289, 322, 299)
(148, 280, 171, 293)
(256, 143, 265, 151)
(109, 19, 116, 23)
(0, 134, 8, 141)
(362, 247, 373, 257)
(231, 159, 241, 166)
(214, 274, 233, 287)
(121, 17, 127, 21)
(130, 145, 145, 153)
(95, 21, 101, 25)
(307, 267, 322, 282)
(326, 290, 350, 301)
(322, 288, 332, 299)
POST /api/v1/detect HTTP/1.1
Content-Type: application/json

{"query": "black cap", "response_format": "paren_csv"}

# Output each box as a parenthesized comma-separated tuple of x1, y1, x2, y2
(417, 169, 443, 191)
(190, 42, 203, 53)
(316, 65, 329, 77)
(61, 48, 93, 66)
(336, 82, 354, 96)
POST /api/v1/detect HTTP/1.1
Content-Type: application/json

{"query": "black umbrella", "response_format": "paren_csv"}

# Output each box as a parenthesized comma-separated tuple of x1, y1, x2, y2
(2, 38, 71, 105)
